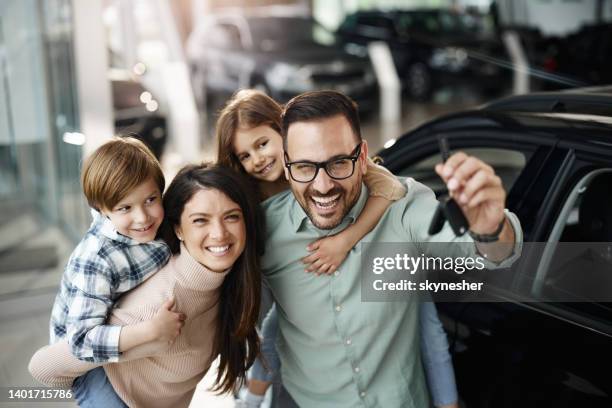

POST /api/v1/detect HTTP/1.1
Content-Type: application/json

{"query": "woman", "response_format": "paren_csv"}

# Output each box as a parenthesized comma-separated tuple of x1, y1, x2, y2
(29, 164, 262, 408)
(216, 89, 459, 408)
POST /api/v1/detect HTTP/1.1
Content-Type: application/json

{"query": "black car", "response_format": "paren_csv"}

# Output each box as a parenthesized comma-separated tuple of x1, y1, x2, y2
(377, 87, 612, 406)
(187, 14, 377, 112)
(337, 9, 510, 100)
(543, 24, 612, 89)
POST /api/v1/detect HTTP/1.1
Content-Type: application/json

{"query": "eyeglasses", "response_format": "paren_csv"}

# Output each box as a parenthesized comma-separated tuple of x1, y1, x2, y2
(284, 142, 362, 183)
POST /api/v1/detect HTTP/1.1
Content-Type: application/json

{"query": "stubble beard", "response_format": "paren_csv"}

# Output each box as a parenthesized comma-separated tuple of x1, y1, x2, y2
(293, 174, 362, 230)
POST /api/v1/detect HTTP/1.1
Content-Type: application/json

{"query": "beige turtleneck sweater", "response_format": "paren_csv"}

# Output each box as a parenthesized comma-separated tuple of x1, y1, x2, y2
(29, 245, 228, 408)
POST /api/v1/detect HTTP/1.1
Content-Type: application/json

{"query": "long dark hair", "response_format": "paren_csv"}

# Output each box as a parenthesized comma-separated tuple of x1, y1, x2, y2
(160, 163, 262, 393)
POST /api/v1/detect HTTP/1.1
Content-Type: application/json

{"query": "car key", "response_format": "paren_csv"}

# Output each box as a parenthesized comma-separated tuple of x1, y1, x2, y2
(428, 136, 469, 236)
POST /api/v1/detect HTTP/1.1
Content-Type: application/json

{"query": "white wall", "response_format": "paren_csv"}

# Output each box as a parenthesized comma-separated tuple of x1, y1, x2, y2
(498, 0, 604, 36)
(526, 0, 597, 36)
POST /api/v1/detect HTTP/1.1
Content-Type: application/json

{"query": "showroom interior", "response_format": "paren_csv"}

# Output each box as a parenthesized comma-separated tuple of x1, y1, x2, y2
(1, 0, 611, 406)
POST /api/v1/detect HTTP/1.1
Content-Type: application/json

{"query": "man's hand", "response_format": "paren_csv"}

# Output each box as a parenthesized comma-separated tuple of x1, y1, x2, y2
(435, 152, 505, 235)
(150, 297, 186, 344)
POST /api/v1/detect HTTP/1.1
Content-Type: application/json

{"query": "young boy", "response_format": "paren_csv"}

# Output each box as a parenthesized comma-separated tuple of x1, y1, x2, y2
(46, 137, 184, 403)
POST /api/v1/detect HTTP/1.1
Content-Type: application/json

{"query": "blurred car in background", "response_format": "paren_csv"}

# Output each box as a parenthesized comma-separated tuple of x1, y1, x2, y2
(110, 70, 167, 159)
(377, 87, 612, 406)
(187, 14, 377, 112)
(537, 23, 612, 90)
(336, 8, 510, 100)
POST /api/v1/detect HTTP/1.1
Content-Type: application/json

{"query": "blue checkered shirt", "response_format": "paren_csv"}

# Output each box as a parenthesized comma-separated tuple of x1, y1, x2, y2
(49, 210, 170, 362)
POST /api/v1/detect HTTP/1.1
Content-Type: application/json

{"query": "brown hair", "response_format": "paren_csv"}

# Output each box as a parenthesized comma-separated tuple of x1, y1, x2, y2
(281, 90, 361, 150)
(81, 136, 165, 211)
(215, 89, 283, 175)
(159, 163, 262, 394)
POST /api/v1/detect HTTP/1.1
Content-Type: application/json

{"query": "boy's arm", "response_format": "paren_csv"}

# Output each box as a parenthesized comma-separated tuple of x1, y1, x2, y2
(65, 253, 178, 362)
(303, 159, 407, 274)
(67, 264, 184, 362)
(64, 257, 123, 363)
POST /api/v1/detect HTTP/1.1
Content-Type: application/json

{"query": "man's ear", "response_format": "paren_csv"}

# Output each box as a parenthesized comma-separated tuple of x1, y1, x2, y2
(359, 140, 369, 174)
(283, 151, 290, 181)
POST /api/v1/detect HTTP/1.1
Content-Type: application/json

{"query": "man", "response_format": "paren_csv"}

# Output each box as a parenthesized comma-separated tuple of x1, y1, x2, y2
(261, 91, 522, 407)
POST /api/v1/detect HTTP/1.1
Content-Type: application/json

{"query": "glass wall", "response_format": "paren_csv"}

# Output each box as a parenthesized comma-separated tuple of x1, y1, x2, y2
(0, 0, 88, 241)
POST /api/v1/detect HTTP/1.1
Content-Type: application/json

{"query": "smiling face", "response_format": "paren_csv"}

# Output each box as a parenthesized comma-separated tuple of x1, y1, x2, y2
(174, 188, 246, 273)
(101, 178, 164, 243)
(284, 114, 368, 230)
(232, 125, 285, 182)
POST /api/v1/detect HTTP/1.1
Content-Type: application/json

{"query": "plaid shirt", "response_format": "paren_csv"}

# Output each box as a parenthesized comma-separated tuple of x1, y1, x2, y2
(50, 210, 170, 363)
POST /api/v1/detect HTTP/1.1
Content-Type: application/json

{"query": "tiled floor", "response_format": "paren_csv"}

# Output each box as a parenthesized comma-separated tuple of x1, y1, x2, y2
(0, 90, 488, 407)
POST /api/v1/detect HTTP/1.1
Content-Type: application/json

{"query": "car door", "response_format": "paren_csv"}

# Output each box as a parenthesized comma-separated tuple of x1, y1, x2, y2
(380, 122, 612, 406)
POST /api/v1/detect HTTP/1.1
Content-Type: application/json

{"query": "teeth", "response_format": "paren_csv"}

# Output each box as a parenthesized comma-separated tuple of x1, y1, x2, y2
(312, 194, 340, 204)
(259, 161, 274, 174)
(207, 245, 229, 253)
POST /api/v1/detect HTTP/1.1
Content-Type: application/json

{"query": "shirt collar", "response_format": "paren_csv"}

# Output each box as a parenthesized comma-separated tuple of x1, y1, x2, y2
(289, 184, 369, 234)
(92, 209, 140, 245)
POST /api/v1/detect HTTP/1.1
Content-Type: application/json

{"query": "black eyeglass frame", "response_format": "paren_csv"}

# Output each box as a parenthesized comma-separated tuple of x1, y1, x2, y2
(284, 142, 363, 183)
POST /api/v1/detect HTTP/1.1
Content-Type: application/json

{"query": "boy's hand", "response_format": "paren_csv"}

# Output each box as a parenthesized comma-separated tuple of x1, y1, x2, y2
(150, 297, 186, 344)
(301, 234, 350, 276)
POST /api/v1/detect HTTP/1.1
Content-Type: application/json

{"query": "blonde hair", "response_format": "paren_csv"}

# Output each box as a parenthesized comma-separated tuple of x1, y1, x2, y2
(215, 89, 283, 175)
(81, 136, 165, 211)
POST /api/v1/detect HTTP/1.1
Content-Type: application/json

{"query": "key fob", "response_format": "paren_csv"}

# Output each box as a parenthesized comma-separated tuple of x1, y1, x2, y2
(428, 202, 446, 235)
(428, 195, 469, 237)
(442, 196, 469, 236)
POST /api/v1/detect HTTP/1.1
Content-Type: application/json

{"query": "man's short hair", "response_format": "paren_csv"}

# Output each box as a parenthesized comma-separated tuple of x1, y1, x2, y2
(281, 91, 361, 150)
(81, 136, 165, 211)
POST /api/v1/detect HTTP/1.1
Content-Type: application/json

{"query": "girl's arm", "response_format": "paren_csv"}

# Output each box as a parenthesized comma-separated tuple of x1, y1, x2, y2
(302, 158, 407, 274)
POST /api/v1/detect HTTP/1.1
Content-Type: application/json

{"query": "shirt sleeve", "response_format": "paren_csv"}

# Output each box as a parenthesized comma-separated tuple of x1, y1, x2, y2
(363, 157, 407, 201)
(397, 178, 523, 268)
(64, 255, 122, 363)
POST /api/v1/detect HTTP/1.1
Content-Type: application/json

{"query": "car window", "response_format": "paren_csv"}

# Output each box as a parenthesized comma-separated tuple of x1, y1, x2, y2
(534, 171, 612, 311)
(250, 17, 334, 50)
(354, 16, 395, 39)
(397, 147, 527, 196)
(209, 23, 242, 50)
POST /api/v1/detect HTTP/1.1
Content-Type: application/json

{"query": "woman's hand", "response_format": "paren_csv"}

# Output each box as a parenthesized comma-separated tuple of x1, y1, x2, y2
(149, 297, 186, 344)
(301, 234, 351, 276)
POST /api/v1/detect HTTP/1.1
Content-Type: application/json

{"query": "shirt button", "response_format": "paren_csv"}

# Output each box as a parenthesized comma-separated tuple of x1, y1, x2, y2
(335, 305, 342, 312)
(334, 271, 339, 277)
(345, 339, 352, 345)
(360, 391, 366, 398)
(354, 366, 360, 373)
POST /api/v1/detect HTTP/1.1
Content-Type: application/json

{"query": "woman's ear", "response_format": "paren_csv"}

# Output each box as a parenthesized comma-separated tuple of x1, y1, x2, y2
(174, 226, 183, 242)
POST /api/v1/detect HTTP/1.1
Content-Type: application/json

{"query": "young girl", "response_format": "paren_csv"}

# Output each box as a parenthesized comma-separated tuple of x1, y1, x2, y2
(216, 89, 459, 408)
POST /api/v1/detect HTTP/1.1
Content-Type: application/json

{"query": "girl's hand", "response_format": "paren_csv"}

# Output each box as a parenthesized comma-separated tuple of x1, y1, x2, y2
(301, 234, 351, 276)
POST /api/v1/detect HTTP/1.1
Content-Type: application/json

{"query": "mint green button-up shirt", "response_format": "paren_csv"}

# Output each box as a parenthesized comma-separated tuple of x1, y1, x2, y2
(261, 178, 522, 408)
